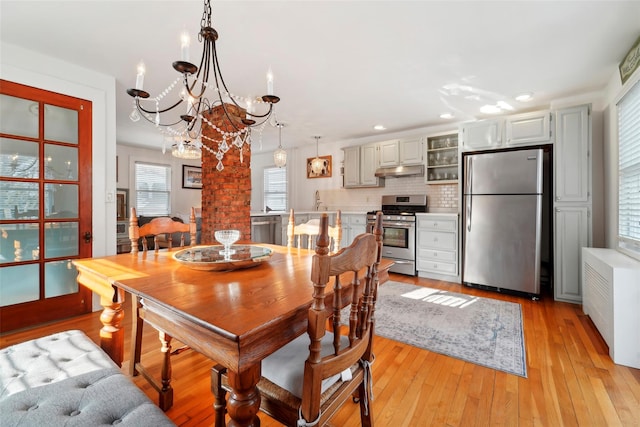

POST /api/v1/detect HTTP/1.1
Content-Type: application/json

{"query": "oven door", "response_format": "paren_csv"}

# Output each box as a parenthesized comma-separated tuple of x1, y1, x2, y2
(368, 220, 416, 261)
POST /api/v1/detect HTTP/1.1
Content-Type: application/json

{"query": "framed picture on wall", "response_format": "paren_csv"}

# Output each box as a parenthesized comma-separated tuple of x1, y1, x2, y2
(116, 188, 128, 220)
(306, 155, 332, 178)
(182, 165, 203, 189)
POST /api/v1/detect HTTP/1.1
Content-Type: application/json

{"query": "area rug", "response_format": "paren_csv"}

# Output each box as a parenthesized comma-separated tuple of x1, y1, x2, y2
(360, 281, 527, 377)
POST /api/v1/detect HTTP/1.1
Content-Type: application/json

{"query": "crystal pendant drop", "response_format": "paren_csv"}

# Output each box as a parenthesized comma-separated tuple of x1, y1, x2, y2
(233, 135, 243, 147)
(154, 112, 160, 126)
(216, 151, 224, 161)
(129, 109, 140, 122)
(216, 160, 224, 171)
(240, 148, 244, 164)
(219, 140, 229, 153)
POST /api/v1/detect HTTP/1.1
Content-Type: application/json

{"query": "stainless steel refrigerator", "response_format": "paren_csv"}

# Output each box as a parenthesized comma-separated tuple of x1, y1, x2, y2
(462, 148, 544, 295)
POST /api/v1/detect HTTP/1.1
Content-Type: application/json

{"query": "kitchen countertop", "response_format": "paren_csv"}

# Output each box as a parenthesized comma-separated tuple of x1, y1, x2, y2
(250, 210, 368, 217)
(416, 211, 459, 216)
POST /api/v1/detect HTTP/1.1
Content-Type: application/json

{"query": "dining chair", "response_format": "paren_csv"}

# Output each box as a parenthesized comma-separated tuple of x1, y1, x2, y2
(128, 206, 197, 411)
(212, 211, 383, 427)
(287, 209, 342, 253)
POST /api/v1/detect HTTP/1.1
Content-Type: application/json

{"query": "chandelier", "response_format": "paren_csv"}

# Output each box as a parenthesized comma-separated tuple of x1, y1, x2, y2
(172, 140, 202, 160)
(126, 0, 280, 170)
(273, 123, 287, 168)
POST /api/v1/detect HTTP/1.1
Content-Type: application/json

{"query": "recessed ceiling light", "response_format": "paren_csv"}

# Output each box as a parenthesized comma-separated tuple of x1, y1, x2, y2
(439, 113, 454, 119)
(515, 92, 533, 102)
(497, 101, 514, 111)
(480, 104, 502, 114)
(373, 125, 386, 131)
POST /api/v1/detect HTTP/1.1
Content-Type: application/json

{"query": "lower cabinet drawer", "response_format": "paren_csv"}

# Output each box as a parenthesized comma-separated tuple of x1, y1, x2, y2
(418, 248, 456, 263)
(417, 230, 457, 250)
(417, 259, 457, 274)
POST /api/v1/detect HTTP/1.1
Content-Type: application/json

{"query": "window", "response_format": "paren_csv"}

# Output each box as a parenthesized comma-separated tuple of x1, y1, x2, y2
(618, 79, 640, 259)
(263, 166, 287, 212)
(135, 162, 171, 216)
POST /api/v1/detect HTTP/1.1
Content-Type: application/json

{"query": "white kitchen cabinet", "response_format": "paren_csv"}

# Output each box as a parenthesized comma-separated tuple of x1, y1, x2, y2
(554, 206, 590, 303)
(460, 119, 503, 151)
(425, 133, 458, 184)
(555, 105, 590, 203)
(378, 140, 399, 167)
(341, 213, 367, 248)
(343, 146, 361, 188)
(360, 143, 379, 186)
(506, 110, 552, 146)
(553, 104, 592, 304)
(416, 214, 459, 282)
(378, 138, 423, 167)
(343, 143, 383, 188)
(399, 137, 423, 165)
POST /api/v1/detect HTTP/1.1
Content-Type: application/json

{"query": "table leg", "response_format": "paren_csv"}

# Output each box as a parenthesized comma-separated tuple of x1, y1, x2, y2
(158, 331, 174, 411)
(227, 364, 261, 427)
(98, 292, 125, 367)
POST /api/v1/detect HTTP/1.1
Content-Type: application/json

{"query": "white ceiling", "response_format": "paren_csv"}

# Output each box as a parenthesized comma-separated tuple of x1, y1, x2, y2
(2, 1, 639, 153)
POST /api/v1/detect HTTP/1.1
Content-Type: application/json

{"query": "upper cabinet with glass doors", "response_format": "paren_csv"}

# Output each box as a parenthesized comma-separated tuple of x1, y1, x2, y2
(425, 133, 458, 184)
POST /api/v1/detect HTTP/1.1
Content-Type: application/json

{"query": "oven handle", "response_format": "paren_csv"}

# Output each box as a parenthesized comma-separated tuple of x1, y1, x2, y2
(380, 222, 415, 228)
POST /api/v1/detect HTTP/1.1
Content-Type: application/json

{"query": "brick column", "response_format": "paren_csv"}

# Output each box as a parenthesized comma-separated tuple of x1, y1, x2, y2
(201, 104, 252, 244)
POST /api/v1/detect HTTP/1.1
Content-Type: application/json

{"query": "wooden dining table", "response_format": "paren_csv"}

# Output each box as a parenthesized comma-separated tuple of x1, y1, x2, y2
(73, 243, 392, 427)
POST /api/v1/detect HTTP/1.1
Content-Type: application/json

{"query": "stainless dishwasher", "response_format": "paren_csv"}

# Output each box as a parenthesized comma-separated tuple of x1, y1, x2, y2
(250, 215, 281, 244)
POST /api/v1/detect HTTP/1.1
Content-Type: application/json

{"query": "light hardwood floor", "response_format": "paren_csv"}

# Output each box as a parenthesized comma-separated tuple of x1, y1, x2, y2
(2, 274, 639, 426)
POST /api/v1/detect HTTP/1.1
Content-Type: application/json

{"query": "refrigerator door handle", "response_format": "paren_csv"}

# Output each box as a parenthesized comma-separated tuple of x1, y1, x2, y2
(466, 157, 473, 232)
(466, 195, 472, 232)
(466, 156, 473, 194)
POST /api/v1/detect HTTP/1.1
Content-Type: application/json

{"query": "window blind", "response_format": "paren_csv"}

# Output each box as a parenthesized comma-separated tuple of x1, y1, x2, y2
(263, 166, 287, 212)
(618, 79, 640, 257)
(135, 162, 171, 216)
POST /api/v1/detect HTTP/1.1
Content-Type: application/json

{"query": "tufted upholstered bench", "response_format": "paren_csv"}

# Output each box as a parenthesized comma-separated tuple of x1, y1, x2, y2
(0, 330, 175, 426)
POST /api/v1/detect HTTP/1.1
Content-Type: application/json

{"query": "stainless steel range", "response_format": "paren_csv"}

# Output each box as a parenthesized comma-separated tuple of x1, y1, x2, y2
(367, 194, 427, 276)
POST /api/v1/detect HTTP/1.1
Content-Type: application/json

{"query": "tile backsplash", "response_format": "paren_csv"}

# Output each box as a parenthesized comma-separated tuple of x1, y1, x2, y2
(316, 176, 458, 212)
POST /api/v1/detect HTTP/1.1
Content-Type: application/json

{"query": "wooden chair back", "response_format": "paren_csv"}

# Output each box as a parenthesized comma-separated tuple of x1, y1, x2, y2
(127, 206, 197, 410)
(128, 207, 196, 253)
(210, 212, 383, 426)
(298, 211, 382, 424)
(287, 209, 342, 253)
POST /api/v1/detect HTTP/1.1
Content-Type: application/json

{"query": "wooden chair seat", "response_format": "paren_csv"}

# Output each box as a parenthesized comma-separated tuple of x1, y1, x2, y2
(212, 212, 383, 427)
(128, 206, 197, 411)
(287, 209, 342, 253)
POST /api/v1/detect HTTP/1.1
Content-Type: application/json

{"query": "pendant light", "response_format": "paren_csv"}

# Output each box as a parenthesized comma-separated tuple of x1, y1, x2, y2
(273, 123, 287, 168)
(310, 136, 324, 174)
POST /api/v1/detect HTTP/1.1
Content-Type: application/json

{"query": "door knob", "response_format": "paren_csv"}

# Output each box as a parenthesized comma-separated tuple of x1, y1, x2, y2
(83, 231, 93, 243)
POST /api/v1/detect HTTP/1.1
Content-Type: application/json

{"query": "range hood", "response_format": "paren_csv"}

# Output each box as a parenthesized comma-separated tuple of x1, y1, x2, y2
(374, 164, 424, 178)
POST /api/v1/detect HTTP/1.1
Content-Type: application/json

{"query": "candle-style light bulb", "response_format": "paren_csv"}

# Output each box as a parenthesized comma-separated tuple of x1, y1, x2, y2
(186, 96, 194, 114)
(181, 31, 190, 62)
(135, 62, 145, 90)
(266, 68, 274, 95)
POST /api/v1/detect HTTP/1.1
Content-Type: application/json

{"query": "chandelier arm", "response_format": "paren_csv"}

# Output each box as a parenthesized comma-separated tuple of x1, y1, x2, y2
(136, 107, 185, 127)
(244, 103, 274, 119)
(184, 40, 212, 100)
(210, 43, 254, 116)
(135, 97, 184, 115)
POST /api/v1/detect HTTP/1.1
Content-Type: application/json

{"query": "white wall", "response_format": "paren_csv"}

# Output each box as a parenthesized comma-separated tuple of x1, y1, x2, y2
(1, 41, 116, 311)
(116, 144, 201, 217)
